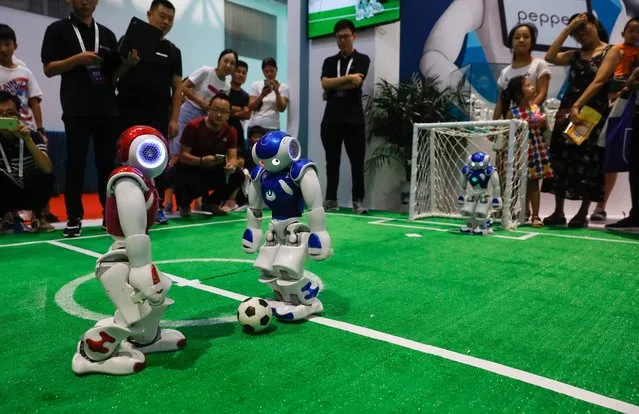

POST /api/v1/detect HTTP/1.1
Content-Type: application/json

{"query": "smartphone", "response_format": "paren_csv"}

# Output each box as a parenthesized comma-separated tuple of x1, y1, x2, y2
(215, 154, 226, 161)
(263, 79, 271, 89)
(0, 117, 18, 130)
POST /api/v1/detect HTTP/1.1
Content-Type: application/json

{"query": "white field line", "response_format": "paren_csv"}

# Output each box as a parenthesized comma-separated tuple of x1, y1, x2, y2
(47, 241, 639, 413)
(0, 218, 246, 249)
(327, 212, 639, 245)
(370, 221, 523, 240)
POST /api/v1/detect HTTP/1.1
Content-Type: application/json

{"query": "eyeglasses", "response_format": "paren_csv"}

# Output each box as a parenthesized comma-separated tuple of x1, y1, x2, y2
(0, 111, 18, 118)
(336, 34, 352, 40)
(209, 107, 230, 115)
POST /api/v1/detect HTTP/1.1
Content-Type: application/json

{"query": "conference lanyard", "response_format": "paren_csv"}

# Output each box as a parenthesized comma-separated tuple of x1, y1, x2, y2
(337, 58, 353, 76)
(0, 139, 23, 178)
(71, 18, 99, 55)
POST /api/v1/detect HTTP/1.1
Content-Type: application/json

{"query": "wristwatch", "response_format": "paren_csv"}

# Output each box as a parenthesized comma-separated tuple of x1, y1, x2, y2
(37, 127, 47, 134)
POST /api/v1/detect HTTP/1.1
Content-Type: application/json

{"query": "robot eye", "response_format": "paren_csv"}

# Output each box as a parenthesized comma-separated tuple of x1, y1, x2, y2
(471, 162, 476, 167)
(479, 162, 484, 166)
(271, 158, 281, 166)
(136, 139, 165, 169)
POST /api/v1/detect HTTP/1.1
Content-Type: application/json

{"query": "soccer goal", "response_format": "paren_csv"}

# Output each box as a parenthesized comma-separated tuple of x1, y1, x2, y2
(408, 119, 530, 230)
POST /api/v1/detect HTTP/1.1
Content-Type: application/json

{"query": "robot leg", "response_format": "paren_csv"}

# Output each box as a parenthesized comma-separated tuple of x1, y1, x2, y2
(126, 299, 186, 354)
(73, 261, 148, 375)
(271, 229, 323, 321)
(255, 229, 284, 301)
(122, 270, 185, 354)
(272, 275, 324, 321)
(473, 196, 492, 235)
(72, 318, 146, 376)
(460, 197, 477, 233)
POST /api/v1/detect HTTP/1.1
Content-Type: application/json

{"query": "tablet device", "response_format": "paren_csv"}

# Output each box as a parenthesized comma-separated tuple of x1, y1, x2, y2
(118, 17, 163, 62)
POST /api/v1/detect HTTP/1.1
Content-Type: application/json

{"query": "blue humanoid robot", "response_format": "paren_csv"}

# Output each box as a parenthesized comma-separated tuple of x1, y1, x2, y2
(458, 151, 502, 235)
(242, 131, 332, 321)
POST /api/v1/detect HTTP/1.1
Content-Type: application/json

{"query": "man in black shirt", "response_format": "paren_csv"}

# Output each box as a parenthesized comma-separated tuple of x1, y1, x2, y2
(41, 0, 125, 237)
(320, 19, 370, 215)
(228, 60, 251, 157)
(116, 0, 183, 224)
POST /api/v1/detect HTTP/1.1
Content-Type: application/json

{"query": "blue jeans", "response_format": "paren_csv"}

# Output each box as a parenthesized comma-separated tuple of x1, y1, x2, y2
(172, 100, 206, 155)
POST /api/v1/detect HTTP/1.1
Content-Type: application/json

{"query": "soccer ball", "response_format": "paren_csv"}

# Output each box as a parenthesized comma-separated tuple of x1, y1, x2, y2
(237, 297, 272, 333)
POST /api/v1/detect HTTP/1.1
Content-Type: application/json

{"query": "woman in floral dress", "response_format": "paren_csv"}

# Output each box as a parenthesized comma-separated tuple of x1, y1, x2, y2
(543, 13, 621, 227)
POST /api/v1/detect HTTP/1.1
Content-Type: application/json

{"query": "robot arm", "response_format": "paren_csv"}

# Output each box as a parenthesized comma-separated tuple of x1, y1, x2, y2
(489, 169, 502, 209)
(242, 170, 264, 254)
(420, 0, 484, 89)
(300, 168, 332, 261)
(458, 166, 469, 206)
(113, 177, 165, 306)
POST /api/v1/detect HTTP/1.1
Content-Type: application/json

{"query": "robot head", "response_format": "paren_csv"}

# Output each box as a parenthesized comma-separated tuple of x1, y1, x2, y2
(252, 130, 301, 173)
(468, 152, 491, 170)
(117, 126, 168, 178)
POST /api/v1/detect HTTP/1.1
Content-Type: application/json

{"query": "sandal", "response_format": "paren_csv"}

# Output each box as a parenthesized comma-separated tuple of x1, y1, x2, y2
(531, 216, 543, 228)
(589, 210, 607, 221)
(543, 213, 566, 226)
(568, 215, 589, 228)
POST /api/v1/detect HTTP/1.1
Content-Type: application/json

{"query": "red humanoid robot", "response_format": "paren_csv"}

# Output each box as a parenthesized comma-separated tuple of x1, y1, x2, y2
(72, 126, 185, 376)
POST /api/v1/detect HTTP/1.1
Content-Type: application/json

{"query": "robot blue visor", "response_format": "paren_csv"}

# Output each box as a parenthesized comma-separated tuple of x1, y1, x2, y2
(255, 131, 289, 159)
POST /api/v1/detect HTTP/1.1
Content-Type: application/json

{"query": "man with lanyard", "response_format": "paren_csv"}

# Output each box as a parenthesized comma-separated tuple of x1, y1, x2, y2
(320, 19, 370, 215)
(41, 0, 128, 237)
(115, 0, 183, 224)
(0, 91, 54, 232)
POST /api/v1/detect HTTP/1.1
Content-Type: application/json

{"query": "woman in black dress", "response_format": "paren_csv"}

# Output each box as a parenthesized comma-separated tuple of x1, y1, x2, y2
(543, 13, 621, 227)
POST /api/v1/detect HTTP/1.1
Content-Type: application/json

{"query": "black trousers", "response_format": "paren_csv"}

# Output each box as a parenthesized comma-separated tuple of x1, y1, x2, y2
(119, 102, 171, 208)
(629, 111, 639, 220)
(173, 165, 244, 208)
(320, 123, 366, 201)
(63, 116, 118, 219)
(0, 170, 54, 217)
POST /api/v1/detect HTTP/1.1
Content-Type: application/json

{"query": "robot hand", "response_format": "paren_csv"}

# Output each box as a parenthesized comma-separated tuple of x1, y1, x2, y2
(492, 197, 503, 210)
(128, 264, 165, 306)
(458, 195, 465, 206)
(242, 228, 263, 254)
(308, 230, 332, 261)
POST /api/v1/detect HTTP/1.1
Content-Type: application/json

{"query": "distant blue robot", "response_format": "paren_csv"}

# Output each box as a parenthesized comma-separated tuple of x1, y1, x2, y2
(458, 151, 502, 235)
(242, 131, 332, 321)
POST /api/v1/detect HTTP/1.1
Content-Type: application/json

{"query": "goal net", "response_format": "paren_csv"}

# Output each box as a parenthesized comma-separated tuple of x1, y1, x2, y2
(409, 120, 530, 230)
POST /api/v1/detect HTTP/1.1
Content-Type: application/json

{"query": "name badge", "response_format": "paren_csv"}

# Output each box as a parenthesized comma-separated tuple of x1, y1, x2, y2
(87, 66, 106, 85)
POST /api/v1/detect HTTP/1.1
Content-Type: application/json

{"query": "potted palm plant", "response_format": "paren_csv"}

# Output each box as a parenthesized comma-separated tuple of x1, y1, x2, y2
(364, 74, 469, 206)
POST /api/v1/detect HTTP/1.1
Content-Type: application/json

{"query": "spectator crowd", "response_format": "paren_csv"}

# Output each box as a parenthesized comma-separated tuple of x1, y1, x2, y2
(1, 1, 637, 236)
(0, 0, 292, 236)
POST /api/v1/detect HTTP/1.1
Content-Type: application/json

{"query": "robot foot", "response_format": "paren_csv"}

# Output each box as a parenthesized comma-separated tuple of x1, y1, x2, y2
(272, 300, 324, 321)
(127, 329, 186, 354)
(472, 227, 493, 236)
(72, 342, 146, 376)
(460, 225, 473, 234)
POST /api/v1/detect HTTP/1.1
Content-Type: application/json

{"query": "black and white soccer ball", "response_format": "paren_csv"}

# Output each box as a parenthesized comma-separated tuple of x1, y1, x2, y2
(237, 297, 272, 333)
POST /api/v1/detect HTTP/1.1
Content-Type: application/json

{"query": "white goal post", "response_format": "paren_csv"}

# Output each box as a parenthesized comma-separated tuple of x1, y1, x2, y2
(408, 119, 530, 230)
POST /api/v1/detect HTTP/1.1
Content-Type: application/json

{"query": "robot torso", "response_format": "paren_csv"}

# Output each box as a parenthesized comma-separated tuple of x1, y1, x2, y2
(105, 167, 159, 237)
